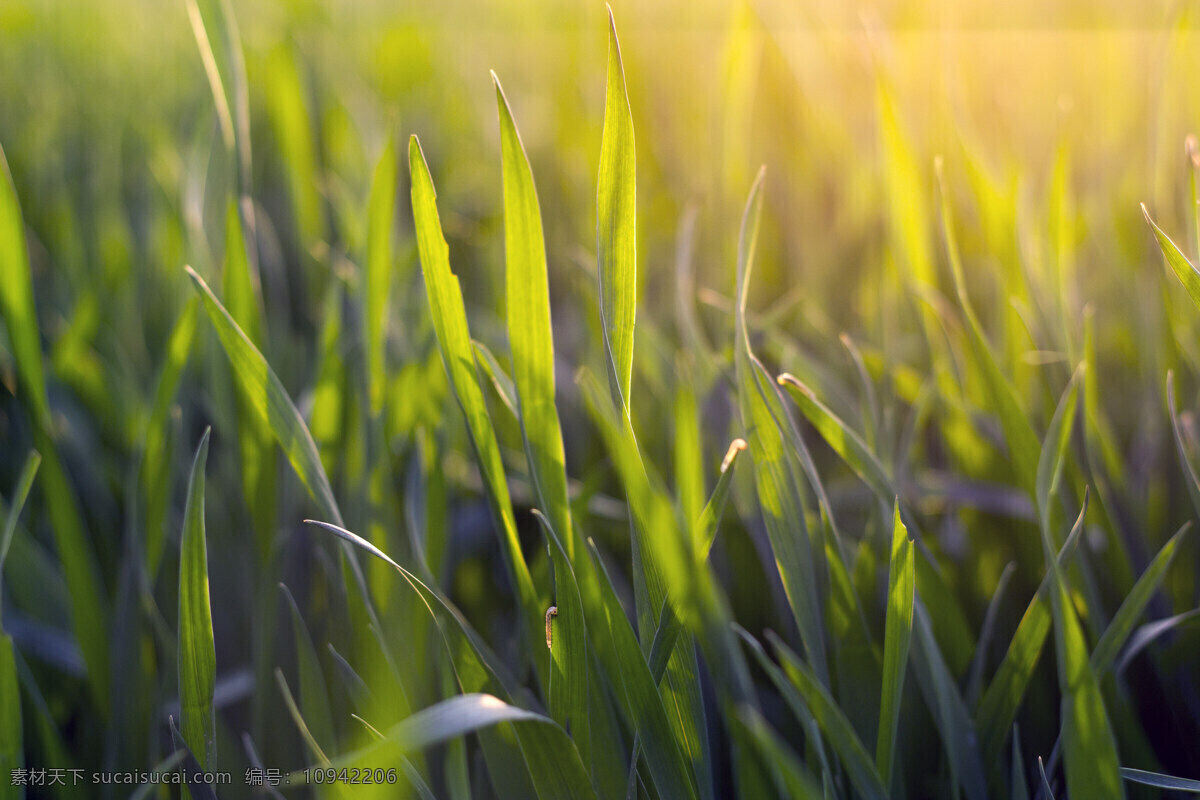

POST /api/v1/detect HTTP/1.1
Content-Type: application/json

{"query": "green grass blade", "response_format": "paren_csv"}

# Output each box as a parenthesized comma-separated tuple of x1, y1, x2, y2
(734, 168, 828, 687)
(976, 494, 1087, 763)
(0, 450, 40, 587)
(596, 6, 637, 418)
(1166, 371, 1200, 518)
(0, 143, 50, 431)
(366, 134, 398, 418)
(1144, 204, 1200, 311)
(142, 298, 199, 577)
(1035, 371, 1080, 540)
(1120, 767, 1200, 792)
(280, 584, 336, 756)
(408, 135, 545, 682)
(588, 544, 701, 800)
(494, 74, 576, 563)
(274, 669, 329, 766)
(1012, 725, 1029, 800)
(875, 502, 914, 787)
(734, 706, 824, 800)
(936, 160, 1040, 492)
(696, 439, 746, 557)
(1091, 524, 1188, 675)
(472, 340, 518, 419)
(264, 44, 323, 250)
(753, 629, 888, 800)
(178, 429, 217, 771)
(530, 511, 590, 775)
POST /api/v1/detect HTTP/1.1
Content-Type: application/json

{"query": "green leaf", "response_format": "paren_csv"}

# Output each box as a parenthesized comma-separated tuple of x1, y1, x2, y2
(188, 264, 342, 518)
(1144, 204, 1200, 311)
(408, 135, 545, 682)
(141, 298, 199, 577)
(596, 6, 637, 418)
(734, 168, 828, 687)
(178, 429, 217, 771)
(280, 585, 336, 756)
(1034, 371, 1079, 542)
(936, 160, 1040, 493)
(264, 43, 323, 250)
(0, 142, 50, 431)
(976, 495, 1088, 764)
(530, 511, 590, 775)
(876, 502, 914, 787)
(366, 134, 398, 418)
(299, 694, 596, 800)
(1091, 524, 1188, 675)
(749, 629, 888, 800)
(1120, 767, 1200, 792)
(494, 73, 577, 563)
(472, 340, 518, 419)
(733, 706, 824, 800)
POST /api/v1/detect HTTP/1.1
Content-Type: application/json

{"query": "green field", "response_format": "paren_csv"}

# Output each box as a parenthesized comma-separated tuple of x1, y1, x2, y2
(1, 1, 1199, 797)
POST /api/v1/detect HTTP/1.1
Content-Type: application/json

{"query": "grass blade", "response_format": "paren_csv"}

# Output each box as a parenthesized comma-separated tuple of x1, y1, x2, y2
(408, 135, 545, 682)
(876, 502, 914, 787)
(494, 73, 577, 563)
(1120, 767, 1200, 792)
(1143, 204, 1200, 311)
(734, 706, 824, 800)
(178, 429, 216, 770)
(734, 167, 829, 687)
(0, 451, 40, 588)
(0, 454, 38, 800)
(1091, 524, 1188, 675)
(596, 6, 637, 418)
(280, 585, 336, 756)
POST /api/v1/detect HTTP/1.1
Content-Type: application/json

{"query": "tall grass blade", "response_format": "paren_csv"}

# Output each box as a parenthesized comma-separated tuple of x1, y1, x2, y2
(408, 135, 545, 681)
(1144, 205, 1200, 312)
(280, 585, 336, 755)
(494, 74, 576, 562)
(734, 167, 828, 687)
(1120, 767, 1200, 792)
(0, 451, 40, 589)
(178, 429, 216, 770)
(596, 7, 637, 418)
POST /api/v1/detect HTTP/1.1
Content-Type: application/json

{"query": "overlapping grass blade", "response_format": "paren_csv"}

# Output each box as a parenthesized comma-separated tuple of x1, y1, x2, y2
(0, 451, 40, 588)
(936, 160, 1040, 492)
(596, 6, 637, 418)
(875, 502, 914, 787)
(472, 340, 518, 418)
(976, 495, 1087, 764)
(733, 706, 824, 800)
(366, 134, 398, 418)
(734, 167, 829, 687)
(408, 135, 545, 682)
(178, 430, 216, 770)
(1091, 524, 1188, 675)
(530, 511, 590, 773)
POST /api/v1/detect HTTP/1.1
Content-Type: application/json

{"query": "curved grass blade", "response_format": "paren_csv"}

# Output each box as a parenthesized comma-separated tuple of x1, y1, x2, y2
(1120, 767, 1200, 792)
(408, 135, 545, 682)
(1144, 204, 1200, 311)
(976, 494, 1088, 764)
(142, 298, 199, 577)
(876, 502, 914, 787)
(1116, 608, 1200, 675)
(366, 133, 398, 418)
(1038, 757, 1056, 800)
(734, 168, 828, 687)
(168, 715, 218, 800)
(280, 584, 335, 756)
(295, 694, 595, 800)
(274, 669, 329, 766)
(494, 73, 577, 564)
(473, 340, 518, 418)
(178, 429, 216, 771)
(596, 6, 637, 418)
(1035, 373, 1079, 542)
(1091, 524, 1188, 675)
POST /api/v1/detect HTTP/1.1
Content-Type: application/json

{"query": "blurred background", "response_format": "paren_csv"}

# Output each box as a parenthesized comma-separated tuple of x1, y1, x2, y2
(2, 0, 1200, 796)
